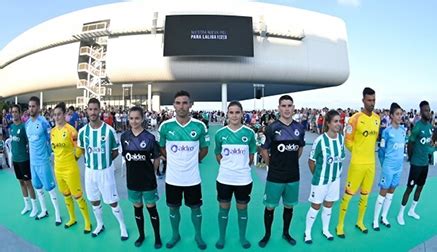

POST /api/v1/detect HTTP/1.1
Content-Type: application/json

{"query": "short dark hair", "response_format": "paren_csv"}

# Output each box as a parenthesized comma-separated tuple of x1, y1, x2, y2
(68, 106, 75, 111)
(11, 104, 22, 113)
(389, 102, 402, 115)
(29, 96, 40, 106)
(278, 95, 293, 104)
(54, 102, 66, 114)
(362, 87, 375, 97)
(174, 90, 191, 100)
(88, 98, 101, 108)
(419, 100, 429, 109)
(228, 100, 243, 111)
(129, 106, 144, 119)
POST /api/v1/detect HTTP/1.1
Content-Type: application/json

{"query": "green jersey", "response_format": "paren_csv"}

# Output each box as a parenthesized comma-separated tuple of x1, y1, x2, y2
(309, 133, 345, 185)
(78, 123, 119, 170)
(10, 123, 29, 162)
(409, 120, 434, 166)
(159, 118, 210, 186)
(214, 125, 257, 185)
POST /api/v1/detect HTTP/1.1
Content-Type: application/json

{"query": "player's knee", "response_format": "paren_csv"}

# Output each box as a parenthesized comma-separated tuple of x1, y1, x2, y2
(134, 203, 144, 208)
(345, 189, 354, 196)
(109, 202, 118, 208)
(72, 192, 83, 200)
(63, 192, 71, 197)
(311, 203, 321, 210)
(145, 203, 155, 208)
(236, 203, 247, 210)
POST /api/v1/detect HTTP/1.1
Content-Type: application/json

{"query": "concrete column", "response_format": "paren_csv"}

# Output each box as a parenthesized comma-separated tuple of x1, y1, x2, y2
(15, 96, 18, 105)
(221, 83, 228, 114)
(147, 83, 152, 112)
(152, 93, 160, 112)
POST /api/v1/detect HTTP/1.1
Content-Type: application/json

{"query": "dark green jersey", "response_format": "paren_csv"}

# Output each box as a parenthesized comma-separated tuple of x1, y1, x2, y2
(409, 120, 434, 166)
(10, 123, 29, 162)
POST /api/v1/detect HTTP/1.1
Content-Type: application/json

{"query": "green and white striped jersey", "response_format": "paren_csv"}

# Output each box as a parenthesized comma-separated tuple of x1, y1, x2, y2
(78, 123, 119, 170)
(214, 125, 257, 185)
(159, 118, 210, 186)
(309, 133, 345, 185)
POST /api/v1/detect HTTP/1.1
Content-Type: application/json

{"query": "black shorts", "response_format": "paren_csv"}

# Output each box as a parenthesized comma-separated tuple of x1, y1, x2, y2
(13, 160, 32, 181)
(165, 183, 202, 208)
(216, 181, 253, 204)
(407, 165, 429, 187)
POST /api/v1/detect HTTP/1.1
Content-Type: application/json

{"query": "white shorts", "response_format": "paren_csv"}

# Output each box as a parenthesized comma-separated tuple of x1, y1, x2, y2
(85, 165, 119, 204)
(308, 179, 340, 204)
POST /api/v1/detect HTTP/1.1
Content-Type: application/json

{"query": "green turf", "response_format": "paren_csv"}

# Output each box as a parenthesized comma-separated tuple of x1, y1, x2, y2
(0, 125, 436, 251)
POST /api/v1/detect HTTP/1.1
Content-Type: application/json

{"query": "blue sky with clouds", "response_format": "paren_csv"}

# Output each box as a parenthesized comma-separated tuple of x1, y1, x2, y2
(1, 0, 436, 111)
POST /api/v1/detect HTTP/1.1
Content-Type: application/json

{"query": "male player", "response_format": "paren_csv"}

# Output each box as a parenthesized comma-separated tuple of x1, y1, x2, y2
(159, 90, 209, 250)
(397, 101, 435, 224)
(26, 96, 61, 225)
(259, 95, 305, 248)
(78, 98, 128, 240)
(336, 87, 380, 237)
(10, 104, 38, 217)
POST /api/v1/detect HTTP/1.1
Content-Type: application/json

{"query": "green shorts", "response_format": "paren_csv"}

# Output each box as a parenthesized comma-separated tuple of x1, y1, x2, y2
(128, 189, 159, 205)
(263, 181, 299, 208)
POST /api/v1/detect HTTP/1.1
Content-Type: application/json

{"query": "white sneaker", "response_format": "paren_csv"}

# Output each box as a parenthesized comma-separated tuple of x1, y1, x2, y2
(408, 211, 420, 220)
(21, 206, 31, 215)
(397, 214, 405, 225)
(29, 208, 38, 218)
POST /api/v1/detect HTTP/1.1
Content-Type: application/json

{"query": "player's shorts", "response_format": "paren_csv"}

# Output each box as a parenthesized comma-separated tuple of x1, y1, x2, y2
(216, 181, 253, 204)
(308, 179, 340, 204)
(85, 166, 119, 204)
(128, 188, 159, 205)
(31, 163, 56, 191)
(378, 169, 402, 189)
(165, 183, 202, 208)
(55, 163, 83, 197)
(13, 160, 31, 181)
(407, 165, 429, 187)
(263, 181, 299, 208)
(345, 164, 375, 195)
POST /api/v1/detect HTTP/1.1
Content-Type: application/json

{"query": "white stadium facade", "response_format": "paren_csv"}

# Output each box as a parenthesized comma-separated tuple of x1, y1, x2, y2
(0, 1, 349, 111)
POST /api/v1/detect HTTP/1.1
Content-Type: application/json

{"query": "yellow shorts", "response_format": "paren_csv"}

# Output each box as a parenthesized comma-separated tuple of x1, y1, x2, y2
(345, 164, 375, 195)
(55, 163, 83, 197)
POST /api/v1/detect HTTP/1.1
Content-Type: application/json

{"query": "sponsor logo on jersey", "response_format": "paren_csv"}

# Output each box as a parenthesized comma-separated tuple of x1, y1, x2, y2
(140, 140, 147, 148)
(205, 135, 210, 142)
(62, 131, 67, 139)
(168, 131, 175, 136)
(242, 136, 248, 142)
(125, 152, 147, 161)
(221, 136, 228, 141)
(419, 137, 431, 145)
(124, 140, 129, 146)
(274, 130, 281, 136)
(12, 136, 20, 142)
(170, 144, 195, 153)
(87, 146, 105, 154)
(362, 130, 377, 137)
(190, 131, 197, 138)
(101, 135, 106, 141)
(346, 125, 353, 134)
(17, 129, 21, 134)
(393, 142, 404, 150)
(327, 155, 342, 164)
(277, 143, 299, 152)
(222, 147, 246, 156)
(52, 142, 66, 149)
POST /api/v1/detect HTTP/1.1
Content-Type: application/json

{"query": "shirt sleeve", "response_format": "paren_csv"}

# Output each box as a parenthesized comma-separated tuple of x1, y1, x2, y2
(199, 122, 210, 148)
(109, 127, 119, 150)
(249, 130, 257, 154)
(151, 136, 160, 159)
(309, 137, 321, 161)
(214, 131, 222, 155)
(158, 124, 166, 148)
(409, 124, 419, 143)
(345, 113, 358, 151)
(299, 126, 306, 147)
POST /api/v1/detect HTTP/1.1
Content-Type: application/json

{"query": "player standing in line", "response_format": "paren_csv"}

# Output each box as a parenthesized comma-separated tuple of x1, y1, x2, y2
(26, 96, 62, 225)
(51, 102, 91, 233)
(121, 106, 162, 248)
(258, 95, 306, 248)
(304, 110, 345, 244)
(336, 87, 380, 237)
(10, 104, 38, 217)
(372, 103, 406, 230)
(159, 90, 209, 250)
(397, 101, 435, 225)
(214, 101, 257, 249)
(77, 98, 128, 240)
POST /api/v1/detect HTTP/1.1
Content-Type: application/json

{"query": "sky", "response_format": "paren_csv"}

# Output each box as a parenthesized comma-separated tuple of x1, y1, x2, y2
(0, 0, 436, 111)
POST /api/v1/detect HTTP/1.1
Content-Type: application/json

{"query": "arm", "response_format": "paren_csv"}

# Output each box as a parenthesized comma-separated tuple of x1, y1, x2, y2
(345, 114, 358, 152)
(199, 147, 208, 162)
(261, 148, 270, 166)
(160, 147, 167, 159)
(216, 154, 222, 165)
(153, 158, 160, 173)
(249, 153, 254, 166)
(378, 129, 387, 166)
(298, 146, 304, 158)
(407, 125, 418, 161)
(308, 159, 316, 174)
(111, 149, 119, 160)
